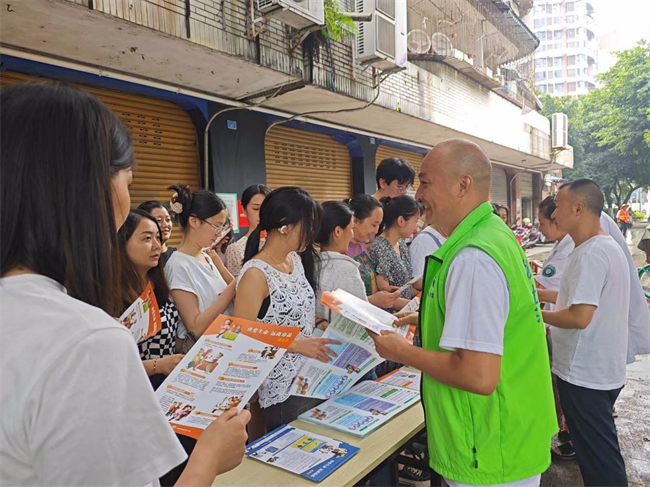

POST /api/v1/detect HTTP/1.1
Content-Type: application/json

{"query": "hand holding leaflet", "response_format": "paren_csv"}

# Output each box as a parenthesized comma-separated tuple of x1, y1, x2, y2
(321, 289, 397, 334)
(395, 276, 422, 295)
(118, 282, 161, 344)
(156, 315, 300, 439)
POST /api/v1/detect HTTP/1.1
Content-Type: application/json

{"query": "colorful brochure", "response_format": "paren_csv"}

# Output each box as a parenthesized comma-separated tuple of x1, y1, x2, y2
(298, 379, 420, 438)
(321, 289, 398, 334)
(156, 315, 300, 439)
(246, 425, 359, 482)
(376, 367, 422, 391)
(119, 282, 161, 344)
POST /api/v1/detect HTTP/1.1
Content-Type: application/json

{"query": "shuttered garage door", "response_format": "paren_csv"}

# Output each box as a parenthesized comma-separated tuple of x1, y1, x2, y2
(491, 167, 509, 206)
(375, 145, 426, 190)
(0, 71, 201, 247)
(265, 126, 352, 202)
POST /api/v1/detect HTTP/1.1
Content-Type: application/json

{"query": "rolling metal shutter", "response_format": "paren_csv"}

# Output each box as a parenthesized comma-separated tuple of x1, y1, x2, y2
(375, 145, 425, 190)
(521, 171, 534, 198)
(491, 167, 509, 206)
(264, 126, 352, 202)
(0, 71, 201, 247)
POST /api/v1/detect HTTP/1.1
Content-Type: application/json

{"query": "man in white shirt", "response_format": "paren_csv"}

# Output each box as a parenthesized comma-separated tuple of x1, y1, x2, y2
(409, 225, 447, 278)
(540, 179, 630, 487)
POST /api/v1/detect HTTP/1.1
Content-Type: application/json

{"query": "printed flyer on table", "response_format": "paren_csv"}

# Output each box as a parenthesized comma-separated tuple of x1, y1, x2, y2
(246, 425, 359, 482)
(156, 315, 300, 439)
(299, 379, 420, 438)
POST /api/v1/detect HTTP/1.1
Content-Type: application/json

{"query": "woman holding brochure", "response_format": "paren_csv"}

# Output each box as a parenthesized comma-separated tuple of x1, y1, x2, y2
(165, 185, 236, 354)
(369, 196, 422, 299)
(117, 209, 184, 388)
(0, 82, 249, 486)
(345, 195, 408, 311)
(235, 187, 342, 431)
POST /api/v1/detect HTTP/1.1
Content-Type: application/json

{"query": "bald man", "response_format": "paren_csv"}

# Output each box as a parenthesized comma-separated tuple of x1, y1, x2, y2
(371, 139, 556, 487)
(540, 179, 629, 487)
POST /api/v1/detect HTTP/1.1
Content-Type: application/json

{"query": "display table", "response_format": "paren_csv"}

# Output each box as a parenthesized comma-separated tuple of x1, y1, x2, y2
(213, 400, 425, 487)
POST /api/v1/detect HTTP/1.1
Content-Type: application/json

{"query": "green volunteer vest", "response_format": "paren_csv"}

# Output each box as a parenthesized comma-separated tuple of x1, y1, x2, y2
(420, 202, 557, 484)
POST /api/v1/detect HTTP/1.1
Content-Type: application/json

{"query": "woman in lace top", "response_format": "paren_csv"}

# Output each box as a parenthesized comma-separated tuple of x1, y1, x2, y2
(235, 187, 341, 432)
(369, 196, 423, 299)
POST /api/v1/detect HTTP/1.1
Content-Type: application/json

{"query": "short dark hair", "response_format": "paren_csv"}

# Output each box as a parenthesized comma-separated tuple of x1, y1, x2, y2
(560, 178, 604, 216)
(241, 184, 271, 209)
(138, 200, 167, 214)
(538, 196, 557, 220)
(376, 158, 415, 188)
(347, 194, 383, 221)
(1, 82, 134, 316)
(168, 185, 228, 231)
(316, 201, 354, 246)
(117, 210, 170, 310)
(379, 196, 421, 233)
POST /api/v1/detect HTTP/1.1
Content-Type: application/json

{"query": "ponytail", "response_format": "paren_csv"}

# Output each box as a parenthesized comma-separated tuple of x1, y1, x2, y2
(243, 226, 263, 265)
(379, 195, 420, 234)
(168, 184, 227, 232)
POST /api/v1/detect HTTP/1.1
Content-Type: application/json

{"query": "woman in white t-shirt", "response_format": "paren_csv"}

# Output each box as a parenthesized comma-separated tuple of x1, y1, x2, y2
(535, 196, 575, 461)
(225, 184, 271, 277)
(165, 185, 237, 354)
(0, 83, 249, 486)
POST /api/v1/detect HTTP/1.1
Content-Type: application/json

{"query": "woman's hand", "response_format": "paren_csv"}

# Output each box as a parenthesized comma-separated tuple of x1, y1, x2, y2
(158, 354, 184, 376)
(289, 338, 342, 363)
(368, 290, 400, 309)
(394, 311, 419, 327)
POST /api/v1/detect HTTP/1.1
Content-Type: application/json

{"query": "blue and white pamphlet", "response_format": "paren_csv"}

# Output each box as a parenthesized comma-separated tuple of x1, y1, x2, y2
(245, 424, 359, 482)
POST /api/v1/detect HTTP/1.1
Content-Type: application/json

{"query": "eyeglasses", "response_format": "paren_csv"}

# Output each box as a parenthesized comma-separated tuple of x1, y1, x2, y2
(198, 217, 230, 234)
(397, 183, 414, 194)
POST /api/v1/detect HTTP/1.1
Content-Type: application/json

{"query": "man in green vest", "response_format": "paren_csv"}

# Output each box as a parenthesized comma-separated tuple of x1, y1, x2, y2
(371, 139, 557, 487)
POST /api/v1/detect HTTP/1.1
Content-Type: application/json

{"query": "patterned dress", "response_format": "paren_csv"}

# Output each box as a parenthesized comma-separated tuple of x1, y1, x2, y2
(236, 252, 315, 408)
(138, 300, 180, 360)
(368, 236, 414, 299)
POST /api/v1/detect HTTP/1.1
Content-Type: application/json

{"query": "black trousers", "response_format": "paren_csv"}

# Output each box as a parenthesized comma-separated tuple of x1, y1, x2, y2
(556, 377, 628, 487)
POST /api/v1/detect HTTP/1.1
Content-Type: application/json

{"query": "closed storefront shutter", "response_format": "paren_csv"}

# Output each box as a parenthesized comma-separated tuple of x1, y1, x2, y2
(491, 167, 509, 206)
(521, 171, 534, 198)
(375, 145, 426, 190)
(1, 71, 201, 247)
(264, 126, 352, 202)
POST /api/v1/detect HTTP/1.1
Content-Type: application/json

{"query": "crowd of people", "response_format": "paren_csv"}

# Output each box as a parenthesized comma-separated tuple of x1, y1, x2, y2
(2, 82, 649, 487)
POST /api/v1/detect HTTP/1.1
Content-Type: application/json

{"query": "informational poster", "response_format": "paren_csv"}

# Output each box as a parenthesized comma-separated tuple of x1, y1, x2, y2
(246, 425, 359, 482)
(216, 192, 239, 234)
(156, 315, 300, 439)
(118, 282, 161, 344)
(299, 380, 420, 438)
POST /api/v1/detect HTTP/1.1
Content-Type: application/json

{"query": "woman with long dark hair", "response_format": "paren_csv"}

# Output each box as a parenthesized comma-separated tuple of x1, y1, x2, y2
(0, 82, 248, 485)
(234, 187, 341, 431)
(118, 209, 184, 388)
(138, 200, 177, 266)
(225, 184, 271, 277)
(165, 185, 236, 353)
(369, 196, 422, 299)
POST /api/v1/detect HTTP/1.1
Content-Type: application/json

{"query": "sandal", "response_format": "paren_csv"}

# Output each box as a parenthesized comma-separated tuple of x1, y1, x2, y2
(551, 441, 576, 461)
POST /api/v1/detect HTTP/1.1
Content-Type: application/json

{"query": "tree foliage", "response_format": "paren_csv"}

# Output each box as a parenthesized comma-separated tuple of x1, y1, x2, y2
(539, 40, 650, 209)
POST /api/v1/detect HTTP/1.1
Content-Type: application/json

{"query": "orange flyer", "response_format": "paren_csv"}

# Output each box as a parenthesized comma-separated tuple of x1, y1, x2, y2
(119, 282, 161, 344)
(155, 315, 300, 439)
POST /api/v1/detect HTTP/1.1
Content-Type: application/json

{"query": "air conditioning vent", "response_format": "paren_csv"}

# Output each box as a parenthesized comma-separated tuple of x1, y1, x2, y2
(356, 0, 406, 70)
(552, 113, 569, 148)
(257, 0, 324, 30)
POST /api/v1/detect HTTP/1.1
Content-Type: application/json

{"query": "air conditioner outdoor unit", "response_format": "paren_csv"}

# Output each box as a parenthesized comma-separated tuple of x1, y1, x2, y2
(257, 0, 324, 30)
(552, 113, 569, 148)
(356, 0, 407, 70)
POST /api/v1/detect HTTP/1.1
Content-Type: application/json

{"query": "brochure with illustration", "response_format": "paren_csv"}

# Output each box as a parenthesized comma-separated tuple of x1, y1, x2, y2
(321, 289, 398, 335)
(289, 314, 384, 399)
(376, 367, 422, 391)
(396, 275, 422, 294)
(246, 424, 359, 482)
(290, 294, 418, 400)
(155, 315, 300, 439)
(298, 379, 420, 438)
(118, 282, 161, 344)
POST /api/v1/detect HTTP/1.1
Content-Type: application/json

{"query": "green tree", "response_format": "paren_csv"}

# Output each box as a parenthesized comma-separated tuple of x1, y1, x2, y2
(539, 40, 650, 210)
